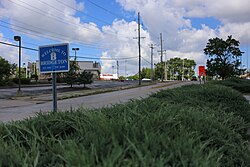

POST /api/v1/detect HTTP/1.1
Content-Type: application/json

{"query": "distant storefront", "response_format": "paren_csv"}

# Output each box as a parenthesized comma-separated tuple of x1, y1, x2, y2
(36, 60, 101, 80)
(100, 74, 118, 80)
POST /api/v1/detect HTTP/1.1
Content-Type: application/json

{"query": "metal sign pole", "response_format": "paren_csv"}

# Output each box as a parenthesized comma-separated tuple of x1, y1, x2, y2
(52, 72, 57, 112)
(39, 43, 69, 112)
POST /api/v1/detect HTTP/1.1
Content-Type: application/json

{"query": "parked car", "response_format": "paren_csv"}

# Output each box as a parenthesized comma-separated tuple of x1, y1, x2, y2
(191, 76, 197, 81)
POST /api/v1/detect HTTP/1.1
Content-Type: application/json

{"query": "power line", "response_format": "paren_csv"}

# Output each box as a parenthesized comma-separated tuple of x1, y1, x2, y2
(52, 0, 110, 25)
(142, 57, 151, 65)
(54, 0, 131, 39)
(0, 41, 38, 51)
(85, 0, 122, 18)
(6, 0, 132, 41)
(0, 41, 138, 61)
(0, 35, 39, 47)
(7, 0, 98, 34)
(0, 21, 113, 50)
(0, 18, 107, 49)
(72, 55, 137, 61)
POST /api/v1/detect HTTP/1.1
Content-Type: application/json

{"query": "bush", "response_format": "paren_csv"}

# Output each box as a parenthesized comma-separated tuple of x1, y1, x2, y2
(152, 84, 250, 123)
(12, 78, 31, 85)
(0, 78, 13, 86)
(0, 84, 249, 166)
(208, 77, 250, 93)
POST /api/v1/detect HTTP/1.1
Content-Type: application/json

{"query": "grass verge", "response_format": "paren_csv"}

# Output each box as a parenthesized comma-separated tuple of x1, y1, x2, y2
(208, 77, 250, 93)
(0, 84, 249, 166)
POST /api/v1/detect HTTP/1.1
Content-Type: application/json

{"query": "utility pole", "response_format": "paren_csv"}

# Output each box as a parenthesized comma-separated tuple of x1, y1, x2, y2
(133, 12, 145, 85)
(149, 44, 156, 81)
(158, 33, 166, 82)
(247, 44, 249, 73)
(125, 60, 127, 78)
(160, 33, 163, 63)
(112, 65, 114, 74)
(182, 58, 185, 81)
(117, 60, 119, 78)
(138, 12, 142, 85)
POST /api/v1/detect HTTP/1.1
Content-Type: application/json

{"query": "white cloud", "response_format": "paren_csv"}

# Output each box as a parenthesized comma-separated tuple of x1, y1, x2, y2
(100, 20, 153, 75)
(173, 0, 250, 23)
(218, 22, 250, 45)
(1, 0, 250, 76)
(0, 33, 32, 65)
(115, 0, 250, 75)
(0, 0, 102, 43)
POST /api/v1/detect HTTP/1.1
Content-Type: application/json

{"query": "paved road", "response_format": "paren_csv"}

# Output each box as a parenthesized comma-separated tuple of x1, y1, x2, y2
(0, 80, 138, 99)
(0, 81, 196, 123)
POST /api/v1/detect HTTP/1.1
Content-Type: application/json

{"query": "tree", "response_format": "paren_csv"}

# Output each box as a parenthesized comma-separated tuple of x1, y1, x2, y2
(154, 62, 164, 80)
(141, 67, 151, 79)
(78, 71, 93, 88)
(204, 35, 242, 79)
(119, 76, 126, 80)
(65, 61, 80, 87)
(0, 56, 16, 86)
(155, 58, 196, 80)
(127, 74, 139, 80)
(168, 58, 196, 80)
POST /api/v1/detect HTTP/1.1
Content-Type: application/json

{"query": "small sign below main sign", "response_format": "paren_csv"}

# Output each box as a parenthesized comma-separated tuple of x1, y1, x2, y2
(39, 43, 69, 73)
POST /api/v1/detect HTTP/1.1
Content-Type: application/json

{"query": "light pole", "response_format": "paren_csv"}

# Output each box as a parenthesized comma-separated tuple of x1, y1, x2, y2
(72, 48, 79, 61)
(14, 36, 21, 93)
(72, 48, 79, 74)
(182, 58, 185, 81)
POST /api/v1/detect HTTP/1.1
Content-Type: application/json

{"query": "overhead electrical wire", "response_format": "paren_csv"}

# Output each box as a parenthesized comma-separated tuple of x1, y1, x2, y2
(2, 0, 144, 63)
(85, 0, 122, 18)
(0, 20, 114, 50)
(54, 0, 133, 38)
(0, 36, 39, 47)
(4, 0, 143, 48)
(0, 41, 38, 51)
(7, 0, 99, 34)
(7, 0, 132, 40)
(142, 57, 151, 65)
(1, 22, 138, 62)
(46, 0, 110, 25)
(0, 41, 139, 61)
(0, 18, 109, 49)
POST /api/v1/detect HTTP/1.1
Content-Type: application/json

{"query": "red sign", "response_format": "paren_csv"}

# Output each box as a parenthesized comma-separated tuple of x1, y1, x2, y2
(198, 66, 206, 76)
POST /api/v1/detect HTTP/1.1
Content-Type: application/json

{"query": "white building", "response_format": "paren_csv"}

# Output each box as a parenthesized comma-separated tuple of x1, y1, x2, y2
(77, 61, 101, 80)
(36, 60, 101, 80)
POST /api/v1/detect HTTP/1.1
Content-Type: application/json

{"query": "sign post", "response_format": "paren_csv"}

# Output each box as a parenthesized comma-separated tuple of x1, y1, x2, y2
(198, 66, 206, 84)
(39, 43, 69, 112)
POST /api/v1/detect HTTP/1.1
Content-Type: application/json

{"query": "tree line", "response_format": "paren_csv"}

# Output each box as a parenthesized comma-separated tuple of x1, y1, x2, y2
(0, 58, 93, 87)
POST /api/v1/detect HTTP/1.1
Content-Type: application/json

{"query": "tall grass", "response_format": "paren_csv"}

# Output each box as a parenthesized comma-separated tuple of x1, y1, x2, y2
(0, 84, 249, 166)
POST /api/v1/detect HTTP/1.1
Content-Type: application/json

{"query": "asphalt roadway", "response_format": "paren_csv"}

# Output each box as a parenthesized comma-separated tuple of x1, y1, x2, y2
(0, 80, 138, 99)
(0, 81, 196, 123)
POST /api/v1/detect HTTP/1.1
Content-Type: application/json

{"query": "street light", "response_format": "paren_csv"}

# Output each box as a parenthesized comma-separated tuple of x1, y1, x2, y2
(14, 36, 21, 93)
(72, 48, 79, 61)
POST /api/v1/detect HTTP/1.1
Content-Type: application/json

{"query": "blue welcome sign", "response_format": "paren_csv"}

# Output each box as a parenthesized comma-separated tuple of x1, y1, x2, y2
(39, 43, 69, 73)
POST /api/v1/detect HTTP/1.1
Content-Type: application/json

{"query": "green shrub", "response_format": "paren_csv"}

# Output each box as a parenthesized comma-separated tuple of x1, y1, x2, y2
(12, 78, 31, 85)
(152, 84, 250, 123)
(209, 77, 250, 93)
(0, 84, 249, 166)
(0, 78, 13, 86)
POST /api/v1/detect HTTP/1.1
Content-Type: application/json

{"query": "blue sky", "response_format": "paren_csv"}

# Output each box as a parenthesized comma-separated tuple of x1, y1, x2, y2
(0, 0, 250, 76)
